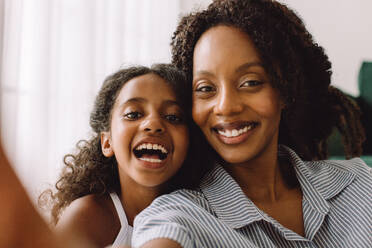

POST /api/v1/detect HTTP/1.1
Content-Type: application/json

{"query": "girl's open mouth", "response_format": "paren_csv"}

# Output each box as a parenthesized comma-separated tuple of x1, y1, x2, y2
(133, 143, 169, 164)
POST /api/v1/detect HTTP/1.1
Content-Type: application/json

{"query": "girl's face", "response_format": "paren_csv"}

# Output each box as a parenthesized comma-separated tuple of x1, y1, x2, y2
(192, 25, 283, 166)
(101, 73, 189, 189)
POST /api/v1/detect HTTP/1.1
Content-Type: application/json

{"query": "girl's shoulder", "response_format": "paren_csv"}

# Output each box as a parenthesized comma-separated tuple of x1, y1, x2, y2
(56, 193, 121, 247)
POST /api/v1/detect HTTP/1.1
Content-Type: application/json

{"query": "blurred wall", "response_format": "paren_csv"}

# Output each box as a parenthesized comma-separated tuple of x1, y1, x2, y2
(279, 0, 372, 96)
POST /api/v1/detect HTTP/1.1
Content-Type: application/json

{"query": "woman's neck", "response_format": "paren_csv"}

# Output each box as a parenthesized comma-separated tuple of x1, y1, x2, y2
(223, 143, 294, 204)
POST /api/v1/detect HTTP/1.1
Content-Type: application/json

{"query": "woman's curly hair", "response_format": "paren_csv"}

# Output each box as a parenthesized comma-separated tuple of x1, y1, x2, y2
(171, 0, 365, 160)
(39, 64, 203, 224)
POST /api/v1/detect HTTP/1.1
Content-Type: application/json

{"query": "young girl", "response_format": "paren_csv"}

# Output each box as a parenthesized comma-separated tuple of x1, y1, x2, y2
(132, 1, 371, 247)
(40, 64, 202, 247)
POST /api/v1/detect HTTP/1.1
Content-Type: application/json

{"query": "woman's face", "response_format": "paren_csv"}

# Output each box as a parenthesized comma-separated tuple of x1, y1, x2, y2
(101, 73, 189, 189)
(192, 25, 283, 165)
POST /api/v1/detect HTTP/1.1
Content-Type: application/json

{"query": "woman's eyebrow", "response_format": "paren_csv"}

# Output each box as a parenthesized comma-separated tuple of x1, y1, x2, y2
(194, 62, 264, 78)
(193, 70, 214, 78)
(235, 61, 264, 74)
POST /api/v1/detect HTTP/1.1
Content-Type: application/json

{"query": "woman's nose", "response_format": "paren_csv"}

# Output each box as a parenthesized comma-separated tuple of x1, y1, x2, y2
(213, 86, 244, 116)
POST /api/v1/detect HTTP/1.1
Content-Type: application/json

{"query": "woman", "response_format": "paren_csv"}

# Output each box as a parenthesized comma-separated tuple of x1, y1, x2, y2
(132, 1, 371, 247)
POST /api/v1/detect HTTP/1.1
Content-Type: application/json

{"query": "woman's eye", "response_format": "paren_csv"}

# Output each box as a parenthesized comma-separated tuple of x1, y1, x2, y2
(165, 114, 183, 123)
(123, 111, 143, 120)
(240, 80, 263, 88)
(195, 85, 215, 92)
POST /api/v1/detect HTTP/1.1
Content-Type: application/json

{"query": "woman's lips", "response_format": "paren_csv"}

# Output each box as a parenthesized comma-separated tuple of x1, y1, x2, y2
(213, 121, 258, 145)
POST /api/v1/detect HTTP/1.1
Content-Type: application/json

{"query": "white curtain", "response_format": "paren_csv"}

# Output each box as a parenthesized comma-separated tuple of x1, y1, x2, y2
(0, 0, 212, 200)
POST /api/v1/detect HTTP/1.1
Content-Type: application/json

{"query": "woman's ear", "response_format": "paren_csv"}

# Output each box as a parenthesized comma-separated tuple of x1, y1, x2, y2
(101, 132, 114, 157)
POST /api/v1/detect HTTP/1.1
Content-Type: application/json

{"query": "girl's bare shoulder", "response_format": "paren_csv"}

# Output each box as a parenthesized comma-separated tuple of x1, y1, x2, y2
(56, 193, 120, 247)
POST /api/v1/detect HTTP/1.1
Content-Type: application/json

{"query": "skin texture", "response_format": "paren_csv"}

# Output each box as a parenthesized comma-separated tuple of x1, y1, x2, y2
(102, 73, 188, 191)
(57, 73, 189, 247)
(192, 25, 304, 236)
(102, 73, 189, 225)
(142, 26, 305, 247)
(171, 0, 364, 161)
(192, 25, 283, 166)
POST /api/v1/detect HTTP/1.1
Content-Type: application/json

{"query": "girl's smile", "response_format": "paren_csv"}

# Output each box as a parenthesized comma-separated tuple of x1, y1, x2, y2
(101, 73, 189, 188)
(133, 137, 171, 169)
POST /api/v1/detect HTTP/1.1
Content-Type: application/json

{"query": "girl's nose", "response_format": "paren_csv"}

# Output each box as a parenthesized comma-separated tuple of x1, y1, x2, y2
(141, 117, 165, 134)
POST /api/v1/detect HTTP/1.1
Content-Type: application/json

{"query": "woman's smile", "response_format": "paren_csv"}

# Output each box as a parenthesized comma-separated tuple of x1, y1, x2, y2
(192, 25, 283, 165)
(212, 121, 259, 145)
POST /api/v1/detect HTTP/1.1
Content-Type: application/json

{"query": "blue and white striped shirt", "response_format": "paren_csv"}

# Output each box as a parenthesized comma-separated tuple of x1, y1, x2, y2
(133, 146, 372, 248)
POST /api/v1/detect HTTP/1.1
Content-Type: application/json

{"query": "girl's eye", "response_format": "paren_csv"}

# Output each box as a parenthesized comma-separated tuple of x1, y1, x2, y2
(123, 111, 143, 120)
(165, 114, 183, 123)
(240, 80, 263, 88)
(195, 85, 215, 92)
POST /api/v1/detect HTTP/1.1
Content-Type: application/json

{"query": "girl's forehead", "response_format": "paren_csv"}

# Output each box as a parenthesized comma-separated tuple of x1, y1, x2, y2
(115, 73, 179, 107)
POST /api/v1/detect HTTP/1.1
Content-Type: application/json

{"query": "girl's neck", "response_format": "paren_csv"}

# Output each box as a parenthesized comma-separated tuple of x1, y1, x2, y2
(118, 176, 164, 226)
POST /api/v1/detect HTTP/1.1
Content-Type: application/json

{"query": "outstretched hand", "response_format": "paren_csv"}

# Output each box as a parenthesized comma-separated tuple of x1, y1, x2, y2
(0, 139, 95, 248)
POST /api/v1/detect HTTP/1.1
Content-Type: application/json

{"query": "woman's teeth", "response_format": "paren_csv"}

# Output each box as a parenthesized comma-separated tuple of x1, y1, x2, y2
(217, 125, 253, 138)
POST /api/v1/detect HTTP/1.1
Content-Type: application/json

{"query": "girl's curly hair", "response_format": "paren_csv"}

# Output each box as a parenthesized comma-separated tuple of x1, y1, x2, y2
(39, 64, 203, 224)
(171, 0, 365, 160)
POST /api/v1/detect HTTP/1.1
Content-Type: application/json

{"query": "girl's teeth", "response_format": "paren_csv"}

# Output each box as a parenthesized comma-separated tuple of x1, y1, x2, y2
(135, 143, 168, 154)
(139, 157, 162, 163)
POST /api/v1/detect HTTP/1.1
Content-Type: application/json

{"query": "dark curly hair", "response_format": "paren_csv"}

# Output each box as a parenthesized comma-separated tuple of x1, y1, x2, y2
(171, 0, 365, 161)
(39, 64, 203, 224)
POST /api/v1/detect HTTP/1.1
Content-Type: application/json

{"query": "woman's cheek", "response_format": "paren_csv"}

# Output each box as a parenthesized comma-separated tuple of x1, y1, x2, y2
(192, 99, 209, 127)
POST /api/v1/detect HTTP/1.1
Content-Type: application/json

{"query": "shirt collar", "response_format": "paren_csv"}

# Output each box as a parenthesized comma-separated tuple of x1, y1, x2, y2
(281, 145, 356, 203)
(200, 164, 264, 229)
(200, 145, 356, 229)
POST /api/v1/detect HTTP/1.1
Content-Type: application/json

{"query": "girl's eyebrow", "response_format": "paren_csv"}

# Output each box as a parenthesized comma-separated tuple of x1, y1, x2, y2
(123, 97, 146, 104)
(118, 98, 181, 109)
(162, 100, 181, 107)
(117, 97, 146, 109)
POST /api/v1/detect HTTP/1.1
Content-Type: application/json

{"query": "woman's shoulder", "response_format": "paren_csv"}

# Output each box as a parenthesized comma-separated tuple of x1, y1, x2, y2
(302, 158, 372, 200)
(137, 188, 210, 220)
(161, 188, 207, 206)
(56, 193, 121, 247)
(306, 157, 371, 178)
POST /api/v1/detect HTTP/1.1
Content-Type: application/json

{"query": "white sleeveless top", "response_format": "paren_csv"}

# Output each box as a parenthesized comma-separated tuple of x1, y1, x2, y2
(109, 192, 133, 247)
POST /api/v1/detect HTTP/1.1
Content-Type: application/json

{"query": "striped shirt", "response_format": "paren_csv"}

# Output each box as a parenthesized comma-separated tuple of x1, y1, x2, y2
(133, 146, 372, 248)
